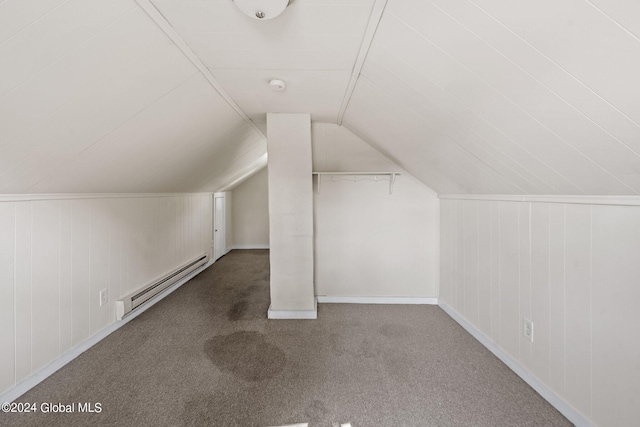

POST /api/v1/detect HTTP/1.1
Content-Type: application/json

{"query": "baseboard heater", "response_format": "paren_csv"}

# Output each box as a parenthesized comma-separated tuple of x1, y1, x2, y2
(116, 254, 208, 320)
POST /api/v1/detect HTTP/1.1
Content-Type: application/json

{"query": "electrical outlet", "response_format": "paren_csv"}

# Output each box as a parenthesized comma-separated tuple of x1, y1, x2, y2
(99, 289, 108, 307)
(523, 318, 534, 342)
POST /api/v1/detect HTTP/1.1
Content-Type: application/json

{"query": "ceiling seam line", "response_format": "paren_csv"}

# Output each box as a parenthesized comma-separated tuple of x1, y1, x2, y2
(0, 0, 72, 48)
(356, 74, 528, 194)
(0, 6, 138, 105)
(336, 0, 388, 125)
(370, 44, 575, 195)
(0, 8, 141, 159)
(156, 133, 264, 187)
(348, 79, 508, 193)
(467, 0, 640, 130)
(134, 0, 265, 140)
(130, 121, 263, 191)
(430, 1, 640, 162)
(216, 153, 269, 193)
(174, 31, 368, 36)
(391, 12, 638, 195)
(353, 80, 513, 194)
(341, 102, 452, 190)
(341, 122, 441, 196)
(582, 0, 640, 44)
(363, 56, 547, 194)
(206, 68, 352, 71)
(200, 141, 267, 185)
(20, 71, 201, 194)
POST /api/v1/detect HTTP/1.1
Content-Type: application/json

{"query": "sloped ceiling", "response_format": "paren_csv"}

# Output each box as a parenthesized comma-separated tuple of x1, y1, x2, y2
(2, 0, 640, 195)
(343, 0, 640, 195)
(0, 0, 266, 193)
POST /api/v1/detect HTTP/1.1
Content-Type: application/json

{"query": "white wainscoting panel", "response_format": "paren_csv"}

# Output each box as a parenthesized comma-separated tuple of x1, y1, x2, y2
(440, 197, 640, 427)
(0, 193, 212, 397)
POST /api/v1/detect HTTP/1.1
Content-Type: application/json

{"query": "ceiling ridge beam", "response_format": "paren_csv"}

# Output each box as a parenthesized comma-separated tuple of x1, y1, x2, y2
(134, 0, 266, 139)
(336, 0, 387, 125)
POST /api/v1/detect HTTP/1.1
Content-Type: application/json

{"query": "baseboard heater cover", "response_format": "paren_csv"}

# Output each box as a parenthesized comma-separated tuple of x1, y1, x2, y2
(116, 254, 208, 320)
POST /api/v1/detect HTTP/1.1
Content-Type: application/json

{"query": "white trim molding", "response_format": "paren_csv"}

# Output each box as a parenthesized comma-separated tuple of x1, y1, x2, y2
(0, 259, 214, 404)
(232, 245, 270, 250)
(267, 298, 318, 320)
(439, 302, 593, 427)
(217, 154, 268, 193)
(439, 194, 640, 206)
(317, 296, 437, 305)
(337, 0, 388, 125)
(134, 0, 265, 139)
(0, 192, 214, 203)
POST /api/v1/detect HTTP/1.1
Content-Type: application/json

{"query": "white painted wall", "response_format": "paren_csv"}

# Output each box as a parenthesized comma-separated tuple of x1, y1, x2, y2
(439, 197, 640, 427)
(267, 113, 315, 312)
(0, 194, 212, 396)
(231, 167, 269, 249)
(313, 124, 439, 297)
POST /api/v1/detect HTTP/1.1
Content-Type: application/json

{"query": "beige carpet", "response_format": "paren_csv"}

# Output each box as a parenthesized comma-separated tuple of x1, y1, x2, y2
(0, 250, 572, 426)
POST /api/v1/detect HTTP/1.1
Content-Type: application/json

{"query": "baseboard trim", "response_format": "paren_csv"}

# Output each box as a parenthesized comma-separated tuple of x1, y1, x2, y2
(317, 296, 438, 305)
(438, 302, 592, 427)
(268, 298, 318, 319)
(232, 244, 270, 250)
(0, 259, 214, 404)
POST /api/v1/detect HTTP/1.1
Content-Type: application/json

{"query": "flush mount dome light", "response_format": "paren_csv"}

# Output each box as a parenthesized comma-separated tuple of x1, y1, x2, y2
(233, 0, 290, 20)
(269, 79, 286, 91)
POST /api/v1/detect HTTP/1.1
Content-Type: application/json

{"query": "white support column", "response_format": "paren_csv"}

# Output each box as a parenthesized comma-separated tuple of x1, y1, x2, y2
(266, 113, 317, 319)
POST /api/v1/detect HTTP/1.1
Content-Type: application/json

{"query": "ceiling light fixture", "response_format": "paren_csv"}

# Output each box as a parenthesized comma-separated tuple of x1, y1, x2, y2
(269, 79, 286, 91)
(233, 0, 290, 20)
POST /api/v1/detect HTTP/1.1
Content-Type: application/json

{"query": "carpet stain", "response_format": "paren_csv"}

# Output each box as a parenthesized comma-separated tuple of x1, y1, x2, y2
(238, 283, 263, 299)
(304, 399, 329, 422)
(228, 300, 249, 320)
(204, 331, 286, 381)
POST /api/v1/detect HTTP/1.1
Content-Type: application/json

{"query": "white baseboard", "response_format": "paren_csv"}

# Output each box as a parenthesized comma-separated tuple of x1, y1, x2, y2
(232, 244, 270, 250)
(268, 298, 317, 319)
(0, 259, 214, 404)
(317, 296, 438, 305)
(438, 302, 592, 427)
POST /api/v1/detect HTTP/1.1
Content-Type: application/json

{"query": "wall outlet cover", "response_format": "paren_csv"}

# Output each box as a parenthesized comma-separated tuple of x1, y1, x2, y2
(99, 289, 108, 307)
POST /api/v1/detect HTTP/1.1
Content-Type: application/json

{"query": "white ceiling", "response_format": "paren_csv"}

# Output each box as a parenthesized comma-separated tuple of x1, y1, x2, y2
(344, 0, 640, 195)
(151, 0, 374, 124)
(1, 0, 640, 195)
(0, 0, 265, 193)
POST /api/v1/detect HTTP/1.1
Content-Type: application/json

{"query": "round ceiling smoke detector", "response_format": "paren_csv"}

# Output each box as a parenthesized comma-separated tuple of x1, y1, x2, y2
(233, 0, 290, 20)
(269, 79, 286, 91)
